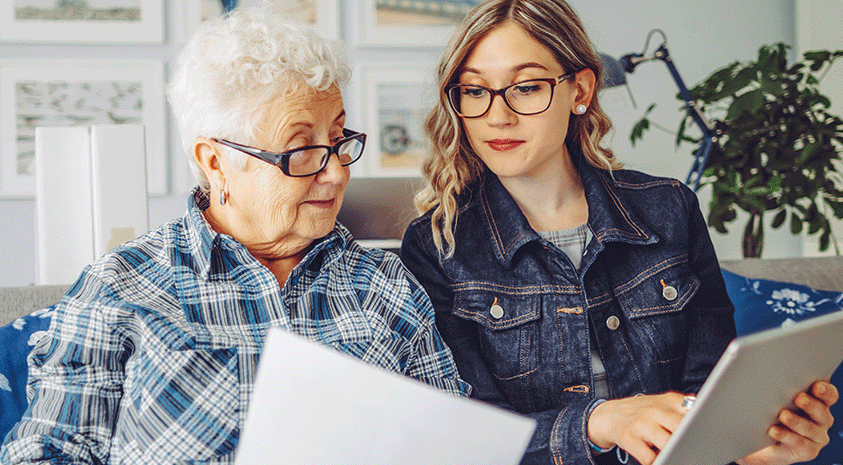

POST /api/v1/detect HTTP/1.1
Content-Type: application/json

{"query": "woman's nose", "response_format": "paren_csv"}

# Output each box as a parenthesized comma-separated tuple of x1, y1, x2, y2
(485, 93, 516, 126)
(316, 152, 348, 184)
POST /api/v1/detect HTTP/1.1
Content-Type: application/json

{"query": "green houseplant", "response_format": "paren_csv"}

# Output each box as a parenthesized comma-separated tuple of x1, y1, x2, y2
(630, 43, 843, 258)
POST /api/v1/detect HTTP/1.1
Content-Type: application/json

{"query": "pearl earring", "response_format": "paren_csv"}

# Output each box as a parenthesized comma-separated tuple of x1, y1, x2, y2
(219, 188, 228, 206)
(575, 104, 588, 115)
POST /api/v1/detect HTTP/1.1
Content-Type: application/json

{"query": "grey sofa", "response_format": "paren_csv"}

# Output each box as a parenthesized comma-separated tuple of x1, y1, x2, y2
(2, 256, 842, 327)
(1, 284, 69, 327)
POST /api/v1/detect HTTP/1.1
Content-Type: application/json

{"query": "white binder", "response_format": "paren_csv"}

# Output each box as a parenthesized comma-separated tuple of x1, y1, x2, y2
(35, 125, 149, 285)
(90, 125, 149, 258)
(35, 127, 94, 286)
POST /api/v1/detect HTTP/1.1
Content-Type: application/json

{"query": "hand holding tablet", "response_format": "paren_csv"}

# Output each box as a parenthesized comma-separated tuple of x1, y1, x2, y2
(588, 310, 843, 465)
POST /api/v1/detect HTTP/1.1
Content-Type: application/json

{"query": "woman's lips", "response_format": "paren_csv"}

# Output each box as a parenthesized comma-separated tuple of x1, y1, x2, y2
(487, 139, 524, 151)
(305, 199, 336, 209)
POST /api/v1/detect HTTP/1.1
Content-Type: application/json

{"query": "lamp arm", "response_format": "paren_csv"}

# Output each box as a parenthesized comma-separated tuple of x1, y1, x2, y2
(652, 44, 720, 191)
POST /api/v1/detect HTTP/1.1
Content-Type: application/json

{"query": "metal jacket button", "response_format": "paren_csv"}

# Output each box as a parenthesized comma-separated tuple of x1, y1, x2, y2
(606, 315, 620, 330)
(663, 285, 678, 301)
(490, 297, 504, 319)
(660, 279, 678, 301)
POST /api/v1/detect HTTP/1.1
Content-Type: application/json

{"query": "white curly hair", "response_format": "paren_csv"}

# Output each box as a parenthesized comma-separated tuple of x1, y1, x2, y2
(167, 3, 351, 190)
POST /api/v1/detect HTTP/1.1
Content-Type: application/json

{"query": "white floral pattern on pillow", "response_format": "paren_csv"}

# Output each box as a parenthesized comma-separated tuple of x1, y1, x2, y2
(1, 307, 57, 439)
(2, 308, 54, 393)
(766, 287, 830, 316)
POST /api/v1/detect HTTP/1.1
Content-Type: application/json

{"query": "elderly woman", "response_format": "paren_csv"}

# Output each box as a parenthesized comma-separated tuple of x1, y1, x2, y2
(0, 6, 468, 464)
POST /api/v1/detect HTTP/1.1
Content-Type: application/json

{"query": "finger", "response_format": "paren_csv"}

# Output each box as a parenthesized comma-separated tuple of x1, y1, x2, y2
(637, 421, 675, 452)
(767, 424, 824, 463)
(663, 391, 694, 416)
(617, 420, 675, 465)
(778, 408, 829, 446)
(647, 393, 688, 431)
(811, 381, 839, 407)
(793, 390, 835, 429)
(615, 427, 661, 465)
(623, 443, 658, 465)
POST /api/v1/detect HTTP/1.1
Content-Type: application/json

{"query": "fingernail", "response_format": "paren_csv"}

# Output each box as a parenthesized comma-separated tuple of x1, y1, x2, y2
(817, 383, 827, 395)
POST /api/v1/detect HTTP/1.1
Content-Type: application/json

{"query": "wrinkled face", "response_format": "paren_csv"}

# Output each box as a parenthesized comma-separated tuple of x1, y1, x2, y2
(222, 85, 349, 259)
(458, 22, 578, 182)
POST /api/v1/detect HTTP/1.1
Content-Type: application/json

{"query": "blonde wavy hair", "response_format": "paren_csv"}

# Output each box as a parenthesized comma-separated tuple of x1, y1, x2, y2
(416, 0, 622, 257)
(167, 4, 350, 191)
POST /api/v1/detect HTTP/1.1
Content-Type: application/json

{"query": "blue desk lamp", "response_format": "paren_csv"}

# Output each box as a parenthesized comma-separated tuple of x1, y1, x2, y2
(602, 29, 721, 191)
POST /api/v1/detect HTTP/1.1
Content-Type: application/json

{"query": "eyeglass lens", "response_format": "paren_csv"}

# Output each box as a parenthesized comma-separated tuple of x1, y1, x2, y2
(286, 136, 364, 176)
(448, 80, 555, 118)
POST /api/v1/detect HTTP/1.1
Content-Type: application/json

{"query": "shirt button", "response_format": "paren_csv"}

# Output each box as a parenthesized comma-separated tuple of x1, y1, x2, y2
(606, 315, 620, 330)
(490, 304, 504, 319)
(663, 285, 678, 301)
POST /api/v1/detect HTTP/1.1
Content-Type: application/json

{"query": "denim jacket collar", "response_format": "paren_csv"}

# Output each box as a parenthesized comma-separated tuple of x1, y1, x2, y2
(478, 156, 659, 269)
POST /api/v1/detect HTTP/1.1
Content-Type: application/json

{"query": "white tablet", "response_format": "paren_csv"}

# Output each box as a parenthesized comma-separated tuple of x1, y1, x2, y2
(653, 309, 843, 465)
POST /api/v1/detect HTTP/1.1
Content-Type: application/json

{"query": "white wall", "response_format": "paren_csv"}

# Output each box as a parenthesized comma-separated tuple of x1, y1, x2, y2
(796, 0, 843, 256)
(0, 0, 797, 286)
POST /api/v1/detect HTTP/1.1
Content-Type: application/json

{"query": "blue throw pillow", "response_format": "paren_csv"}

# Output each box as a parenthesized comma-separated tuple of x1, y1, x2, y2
(0, 307, 54, 443)
(721, 269, 843, 465)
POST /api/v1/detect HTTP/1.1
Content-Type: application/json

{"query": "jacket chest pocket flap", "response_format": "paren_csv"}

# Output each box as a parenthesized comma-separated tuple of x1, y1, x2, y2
(453, 288, 540, 381)
(615, 265, 700, 319)
(453, 288, 540, 330)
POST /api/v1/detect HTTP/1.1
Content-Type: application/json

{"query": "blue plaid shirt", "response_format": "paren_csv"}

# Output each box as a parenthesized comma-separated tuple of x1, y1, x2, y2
(1, 188, 469, 464)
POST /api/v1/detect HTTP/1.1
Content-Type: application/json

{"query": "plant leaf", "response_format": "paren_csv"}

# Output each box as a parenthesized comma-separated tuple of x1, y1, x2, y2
(675, 117, 688, 149)
(790, 212, 803, 235)
(771, 209, 787, 228)
(804, 50, 831, 62)
(630, 118, 650, 146)
(820, 228, 831, 251)
(629, 103, 657, 146)
(727, 89, 765, 121)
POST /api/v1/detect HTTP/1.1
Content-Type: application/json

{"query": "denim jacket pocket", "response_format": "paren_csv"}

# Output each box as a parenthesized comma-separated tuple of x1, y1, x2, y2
(453, 287, 540, 391)
(122, 347, 240, 461)
(615, 262, 700, 386)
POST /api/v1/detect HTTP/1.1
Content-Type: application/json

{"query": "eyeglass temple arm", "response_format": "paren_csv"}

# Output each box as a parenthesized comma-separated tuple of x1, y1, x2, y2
(214, 138, 260, 156)
(214, 138, 283, 165)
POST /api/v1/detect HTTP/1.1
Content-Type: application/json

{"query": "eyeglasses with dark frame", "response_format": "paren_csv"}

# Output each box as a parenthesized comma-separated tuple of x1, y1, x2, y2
(445, 71, 578, 118)
(212, 128, 366, 177)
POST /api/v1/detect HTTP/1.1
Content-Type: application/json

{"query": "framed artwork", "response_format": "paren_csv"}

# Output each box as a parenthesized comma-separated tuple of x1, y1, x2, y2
(353, 62, 438, 177)
(0, 60, 167, 197)
(0, 0, 163, 44)
(356, 0, 482, 47)
(186, 0, 339, 40)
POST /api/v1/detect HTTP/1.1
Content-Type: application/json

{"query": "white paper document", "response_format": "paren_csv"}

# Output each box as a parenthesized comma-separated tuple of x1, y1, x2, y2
(234, 327, 536, 465)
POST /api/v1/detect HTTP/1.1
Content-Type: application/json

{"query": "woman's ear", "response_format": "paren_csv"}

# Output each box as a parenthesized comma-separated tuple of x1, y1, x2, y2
(571, 68, 597, 112)
(194, 137, 227, 193)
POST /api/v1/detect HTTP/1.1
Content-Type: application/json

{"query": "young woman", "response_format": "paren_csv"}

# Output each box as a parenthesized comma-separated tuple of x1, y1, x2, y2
(400, 1, 837, 464)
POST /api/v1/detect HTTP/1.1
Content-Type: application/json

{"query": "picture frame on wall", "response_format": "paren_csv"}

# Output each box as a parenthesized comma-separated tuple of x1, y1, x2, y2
(0, 0, 164, 44)
(355, 0, 482, 47)
(353, 62, 438, 177)
(186, 0, 339, 39)
(0, 59, 168, 198)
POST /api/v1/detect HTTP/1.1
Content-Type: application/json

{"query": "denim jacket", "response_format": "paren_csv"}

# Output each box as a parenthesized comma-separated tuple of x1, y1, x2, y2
(400, 158, 736, 465)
